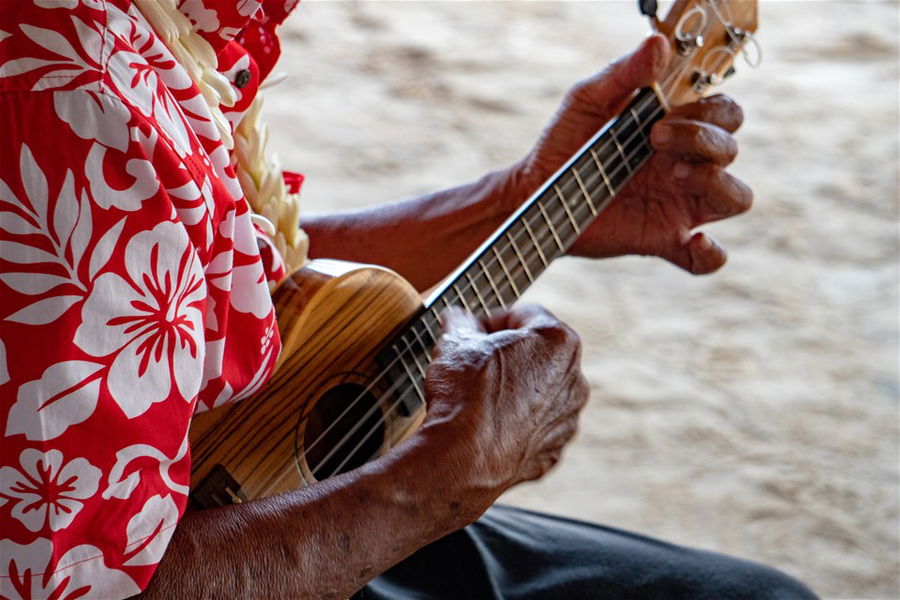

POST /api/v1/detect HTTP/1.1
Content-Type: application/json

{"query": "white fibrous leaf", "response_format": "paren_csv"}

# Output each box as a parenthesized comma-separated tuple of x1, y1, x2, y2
(0, 212, 41, 236)
(0, 273, 71, 295)
(20, 25, 80, 63)
(0, 57, 59, 79)
(5, 294, 82, 325)
(19, 145, 48, 219)
(87, 217, 126, 280)
(0, 339, 9, 386)
(69, 190, 93, 267)
(123, 494, 180, 566)
(0, 240, 59, 265)
(53, 90, 131, 152)
(6, 360, 103, 440)
(52, 170, 77, 246)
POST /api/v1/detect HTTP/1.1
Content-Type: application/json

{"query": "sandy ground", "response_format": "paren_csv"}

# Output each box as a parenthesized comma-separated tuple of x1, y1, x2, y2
(264, 2, 900, 598)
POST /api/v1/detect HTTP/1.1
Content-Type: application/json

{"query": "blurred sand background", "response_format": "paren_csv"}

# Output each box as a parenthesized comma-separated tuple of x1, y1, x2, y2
(263, 1, 900, 598)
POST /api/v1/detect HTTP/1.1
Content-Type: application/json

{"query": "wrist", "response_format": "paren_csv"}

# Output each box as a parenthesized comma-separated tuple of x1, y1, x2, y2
(384, 426, 495, 532)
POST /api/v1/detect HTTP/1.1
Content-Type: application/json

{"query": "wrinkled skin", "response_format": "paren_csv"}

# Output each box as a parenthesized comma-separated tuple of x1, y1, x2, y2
(141, 33, 755, 600)
(517, 34, 753, 274)
(422, 305, 589, 508)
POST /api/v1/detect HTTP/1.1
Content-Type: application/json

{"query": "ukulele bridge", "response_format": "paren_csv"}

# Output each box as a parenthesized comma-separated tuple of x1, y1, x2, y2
(189, 463, 247, 510)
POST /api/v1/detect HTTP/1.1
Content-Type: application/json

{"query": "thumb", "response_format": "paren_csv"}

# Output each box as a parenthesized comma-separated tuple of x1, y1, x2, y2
(576, 33, 670, 118)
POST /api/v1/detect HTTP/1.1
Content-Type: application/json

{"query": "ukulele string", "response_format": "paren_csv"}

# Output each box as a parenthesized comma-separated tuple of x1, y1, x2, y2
(307, 51, 699, 476)
(326, 119, 662, 478)
(304, 92, 665, 472)
(305, 55, 696, 475)
(318, 97, 693, 479)
(340, 23, 737, 473)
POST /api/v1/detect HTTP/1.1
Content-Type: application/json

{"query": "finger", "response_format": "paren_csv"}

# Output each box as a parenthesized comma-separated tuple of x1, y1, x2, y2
(573, 33, 671, 118)
(439, 306, 485, 336)
(667, 94, 744, 133)
(678, 163, 754, 224)
(666, 231, 728, 275)
(432, 307, 486, 361)
(484, 303, 559, 332)
(651, 119, 737, 166)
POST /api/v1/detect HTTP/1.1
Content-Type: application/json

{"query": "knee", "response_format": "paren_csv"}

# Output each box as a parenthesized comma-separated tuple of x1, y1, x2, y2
(703, 559, 818, 600)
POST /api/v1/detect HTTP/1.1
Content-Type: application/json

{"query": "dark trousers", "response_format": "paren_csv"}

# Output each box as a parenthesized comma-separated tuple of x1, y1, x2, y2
(358, 505, 818, 599)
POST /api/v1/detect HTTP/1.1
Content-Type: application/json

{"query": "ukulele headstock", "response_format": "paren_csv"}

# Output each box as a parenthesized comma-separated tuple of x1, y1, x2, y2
(653, 0, 760, 108)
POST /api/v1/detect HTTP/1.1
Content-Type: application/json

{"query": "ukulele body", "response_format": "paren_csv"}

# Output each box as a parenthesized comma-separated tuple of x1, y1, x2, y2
(186, 0, 760, 510)
(188, 259, 427, 509)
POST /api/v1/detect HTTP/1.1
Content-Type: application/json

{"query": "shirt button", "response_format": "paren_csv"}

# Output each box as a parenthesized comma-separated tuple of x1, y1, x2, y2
(234, 69, 252, 89)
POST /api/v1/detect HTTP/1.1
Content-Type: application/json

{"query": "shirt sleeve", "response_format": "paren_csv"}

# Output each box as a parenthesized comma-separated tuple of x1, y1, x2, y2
(0, 47, 280, 600)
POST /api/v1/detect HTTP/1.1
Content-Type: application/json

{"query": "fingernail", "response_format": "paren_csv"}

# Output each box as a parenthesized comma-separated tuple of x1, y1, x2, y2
(674, 162, 691, 180)
(698, 234, 712, 250)
(652, 124, 671, 146)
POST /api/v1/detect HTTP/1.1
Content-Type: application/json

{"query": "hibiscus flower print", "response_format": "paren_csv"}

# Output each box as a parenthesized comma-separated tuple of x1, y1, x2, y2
(0, 538, 139, 600)
(74, 221, 206, 418)
(0, 448, 101, 533)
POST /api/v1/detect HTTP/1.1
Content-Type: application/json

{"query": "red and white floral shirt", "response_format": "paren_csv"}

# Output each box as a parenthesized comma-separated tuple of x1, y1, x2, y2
(0, 1, 300, 597)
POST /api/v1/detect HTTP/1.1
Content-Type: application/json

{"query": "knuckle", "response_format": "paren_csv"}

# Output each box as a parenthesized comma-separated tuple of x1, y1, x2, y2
(703, 94, 744, 129)
(720, 171, 753, 213)
(563, 421, 579, 444)
(430, 342, 492, 375)
(737, 180, 754, 212)
(722, 133, 739, 162)
(696, 161, 721, 181)
(568, 75, 598, 106)
(574, 373, 590, 408)
(532, 321, 579, 353)
(727, 98, 745, 129)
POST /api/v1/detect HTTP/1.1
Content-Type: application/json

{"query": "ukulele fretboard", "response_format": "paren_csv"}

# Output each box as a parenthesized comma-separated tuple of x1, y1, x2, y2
(380, 87, 665, 405)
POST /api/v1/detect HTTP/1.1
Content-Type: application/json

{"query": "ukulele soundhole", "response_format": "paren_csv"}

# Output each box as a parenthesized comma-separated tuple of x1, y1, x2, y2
(301, 383, 385, 481)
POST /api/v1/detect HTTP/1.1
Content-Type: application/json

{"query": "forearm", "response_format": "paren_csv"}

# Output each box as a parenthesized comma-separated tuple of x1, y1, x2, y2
(138, 435, 483, 600)
(302, 166, 525, 291)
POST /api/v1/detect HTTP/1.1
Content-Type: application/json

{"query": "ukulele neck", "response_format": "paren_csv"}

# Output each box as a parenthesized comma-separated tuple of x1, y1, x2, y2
(379, 87, 666, 399)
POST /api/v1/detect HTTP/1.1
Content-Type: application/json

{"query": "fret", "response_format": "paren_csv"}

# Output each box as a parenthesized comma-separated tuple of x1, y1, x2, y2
(425, 309, 441, 339)
(477, 260, 507, 309)
(505, 231, 535, 284)
(611, 127, 632, 175)
(414, 318, 435, 348)
(492, 246, 521, 298)
(394, 344, 424, 400)
(554, 184, 581, 234)
(464, 271, 491, 313)
(536, 200, 565, 252)
(522, 219, 549, 267)
(630, 107, 651, 145)
(569, 169, 597, 217)
(629, 107, 641, 127)
(420, 88, 664, 341)
(589, 148, 615, 195)
(450, 284, 470, 311)
(404, 335, 428, 381)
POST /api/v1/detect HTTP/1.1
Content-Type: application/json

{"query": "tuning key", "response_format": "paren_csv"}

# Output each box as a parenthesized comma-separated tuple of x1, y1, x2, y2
(638, 0, 658, 18)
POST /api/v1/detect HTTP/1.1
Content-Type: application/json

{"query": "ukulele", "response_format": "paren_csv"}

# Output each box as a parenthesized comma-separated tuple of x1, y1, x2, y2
(187, 0, 760, 510)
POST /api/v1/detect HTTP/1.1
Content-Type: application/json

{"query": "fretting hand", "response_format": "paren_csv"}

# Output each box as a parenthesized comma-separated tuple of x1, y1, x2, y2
(513, 34, 752, 274)
(421, 304, 589, 513)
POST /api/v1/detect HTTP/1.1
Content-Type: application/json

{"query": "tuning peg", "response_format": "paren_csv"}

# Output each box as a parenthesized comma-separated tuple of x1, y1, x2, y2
(638, 0, 660, 29)
(638, 0, 657, 17)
